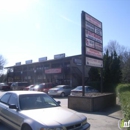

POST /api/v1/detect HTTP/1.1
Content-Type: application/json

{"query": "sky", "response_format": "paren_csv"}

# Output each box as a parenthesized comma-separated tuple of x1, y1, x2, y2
(0, 0, 130, 67)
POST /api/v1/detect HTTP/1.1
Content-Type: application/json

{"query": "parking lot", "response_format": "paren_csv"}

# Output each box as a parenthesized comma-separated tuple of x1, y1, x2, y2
(0, 91, 123, 130)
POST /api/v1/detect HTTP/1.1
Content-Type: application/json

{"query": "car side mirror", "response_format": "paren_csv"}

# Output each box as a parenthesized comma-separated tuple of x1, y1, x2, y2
(9, 104, 19, 111)
(57, 101, 61, 105)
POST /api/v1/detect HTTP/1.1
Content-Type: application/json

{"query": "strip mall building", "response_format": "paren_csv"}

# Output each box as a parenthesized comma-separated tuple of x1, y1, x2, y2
(5, 54, 91, 87)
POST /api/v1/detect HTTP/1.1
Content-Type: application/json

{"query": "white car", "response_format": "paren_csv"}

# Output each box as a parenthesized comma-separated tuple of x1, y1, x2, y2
(0, 91, 90, 130)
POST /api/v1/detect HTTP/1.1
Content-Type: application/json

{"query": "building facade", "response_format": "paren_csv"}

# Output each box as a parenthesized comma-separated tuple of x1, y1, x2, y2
(5, 55, 91, 87)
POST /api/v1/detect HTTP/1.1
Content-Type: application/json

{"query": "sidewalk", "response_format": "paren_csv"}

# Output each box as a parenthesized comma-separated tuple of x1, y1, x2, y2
(79, 105, 123, 130)
(76, 98, 123, 130)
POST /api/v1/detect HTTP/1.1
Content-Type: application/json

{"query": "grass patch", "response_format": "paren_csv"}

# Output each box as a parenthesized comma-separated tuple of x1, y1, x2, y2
(116, 84, 130, 130)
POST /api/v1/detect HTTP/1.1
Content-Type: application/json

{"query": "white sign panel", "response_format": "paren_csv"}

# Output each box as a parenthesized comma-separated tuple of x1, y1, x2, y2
(85, 13, 102, 28)
(86, 38, 95, 48)
(85, 21, 95, 32)
(86, 57, 103, 68)
(85, 30, 102, 43)
(86, 38, 103, 51)
(15, 62, 21, 66)
(86, 47, 103, 59)
(25, 60, 32, 64)
(54, 53, 65, 59)
(39, 57, 47, 62)
(95, 26, 102, 36)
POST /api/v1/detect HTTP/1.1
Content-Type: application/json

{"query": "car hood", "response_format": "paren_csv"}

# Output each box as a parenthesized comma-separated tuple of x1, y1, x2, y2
(20, 107, 86, 126)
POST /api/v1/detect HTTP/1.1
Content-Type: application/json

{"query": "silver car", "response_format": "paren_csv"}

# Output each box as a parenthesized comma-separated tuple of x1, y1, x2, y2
(0, 91, 90, 130)
(48, 85, 73, 97)
(70, 86, 99, 96)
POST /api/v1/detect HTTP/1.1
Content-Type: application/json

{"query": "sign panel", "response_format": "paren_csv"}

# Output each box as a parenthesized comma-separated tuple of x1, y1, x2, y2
(25, 60, 32, 64)
(94, 42, 102, 51)
(95, 26, 102, 36)
(86, 47, 103, 59)
(85, 30, 102, 43)
(86, 38, 95, 48)
(85, 13, 102, 28)
(15, 62, 21, 66)
(73, 58, 82, 65)
(85, 21, 95, 32)
(45, 68, 62, 74)
(39, 57, 47, 62)
(54, 53, 65, 59)
(86, 57, 103, 67)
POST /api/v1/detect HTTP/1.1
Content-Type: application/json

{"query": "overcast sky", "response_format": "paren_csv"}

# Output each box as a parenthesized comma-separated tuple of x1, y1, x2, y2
(0, 0, 130, 67)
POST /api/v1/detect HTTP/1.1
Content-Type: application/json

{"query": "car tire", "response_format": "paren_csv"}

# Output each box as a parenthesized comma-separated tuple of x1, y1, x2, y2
(22, 124, 32, 130)
(61, 92, 65, 97)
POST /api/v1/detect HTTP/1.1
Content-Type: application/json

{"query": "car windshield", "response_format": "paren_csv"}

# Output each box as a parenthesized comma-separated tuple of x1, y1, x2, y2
(19, 94, 59, 110)
(75, 86, 82, 90)
(74, 86, 89, 90)
(33, 85, 40, 89)
(55, 85, 64, 88)
(0, 83, 8, 86)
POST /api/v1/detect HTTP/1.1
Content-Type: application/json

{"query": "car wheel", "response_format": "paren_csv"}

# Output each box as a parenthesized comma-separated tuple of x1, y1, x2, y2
(22, 124, 32, 130)
(61, 92, 65, 97)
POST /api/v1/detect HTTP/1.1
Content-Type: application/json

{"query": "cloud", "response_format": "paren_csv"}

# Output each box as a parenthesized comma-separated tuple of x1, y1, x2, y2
(60, 14, 80, 26)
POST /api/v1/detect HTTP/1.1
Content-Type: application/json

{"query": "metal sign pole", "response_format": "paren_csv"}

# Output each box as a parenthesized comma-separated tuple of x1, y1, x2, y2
(81, 11, 85, 96)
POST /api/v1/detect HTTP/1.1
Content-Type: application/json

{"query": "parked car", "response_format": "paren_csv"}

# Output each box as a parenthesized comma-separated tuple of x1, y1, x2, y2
(0, 91, 90, 130)
(11, 82, 29, 90)
(30, 83, 54, 93)
(70, 86, 99, 96)
(23, 85, 34, 90)
(0, 83, 10, 91)
(48, 85, 73, 97)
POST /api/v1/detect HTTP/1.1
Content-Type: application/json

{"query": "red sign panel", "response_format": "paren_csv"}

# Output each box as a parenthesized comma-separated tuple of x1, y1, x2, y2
(86, 47, 103, 59)
(45, 68, 62, 74)
(85, 13, 102, 28)
(85, 30, 102, 43)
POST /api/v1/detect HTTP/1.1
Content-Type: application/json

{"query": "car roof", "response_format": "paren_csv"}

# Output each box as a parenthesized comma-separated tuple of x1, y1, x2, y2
(3, 91, 45, 96)
(76, 86, 90, 88)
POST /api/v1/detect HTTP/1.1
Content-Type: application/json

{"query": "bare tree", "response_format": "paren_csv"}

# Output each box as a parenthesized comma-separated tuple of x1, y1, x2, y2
(104, 40, 127, 56)
(0, 55, 7, 75)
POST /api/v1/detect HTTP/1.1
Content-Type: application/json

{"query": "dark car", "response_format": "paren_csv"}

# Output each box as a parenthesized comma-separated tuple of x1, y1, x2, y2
(70, 86, 99, 96)
(48, 85, 73, 97)
(11, 82, 29, 90)
(30, 83, 54, 93)
(0, 83, 10, 91)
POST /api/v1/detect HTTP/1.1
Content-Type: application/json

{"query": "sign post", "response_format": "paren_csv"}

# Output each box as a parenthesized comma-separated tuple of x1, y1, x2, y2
(81, 11, 103, 95)
(81, 12, 85, 96)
